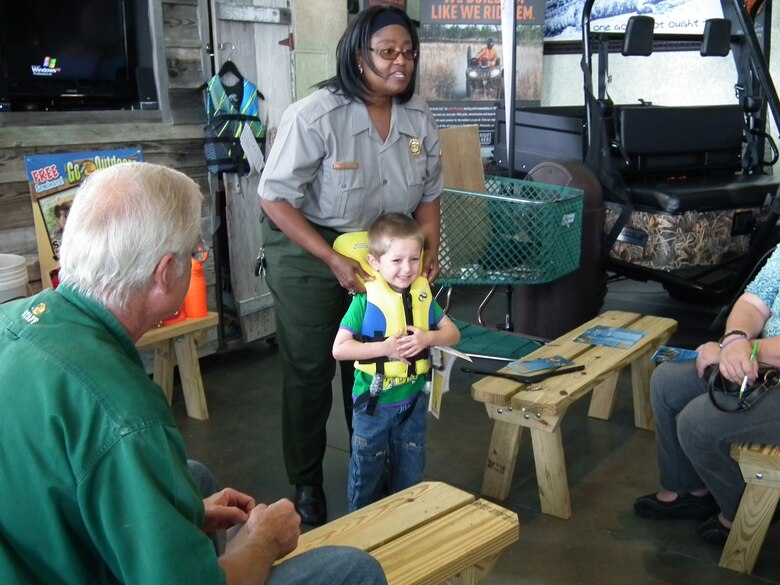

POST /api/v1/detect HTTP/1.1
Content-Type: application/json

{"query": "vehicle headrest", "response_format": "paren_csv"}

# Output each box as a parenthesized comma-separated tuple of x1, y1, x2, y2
(701, 18, 731, 57)
(622, 15, 654, 56)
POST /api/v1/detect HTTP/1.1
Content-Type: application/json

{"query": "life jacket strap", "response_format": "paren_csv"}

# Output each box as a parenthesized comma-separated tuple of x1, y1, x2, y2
(353, 387, 422, 421)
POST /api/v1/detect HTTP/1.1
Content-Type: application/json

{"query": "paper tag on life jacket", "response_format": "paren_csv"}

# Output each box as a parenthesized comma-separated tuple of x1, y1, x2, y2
(240, 123, 265, 175)
(428, 346, 472, 419)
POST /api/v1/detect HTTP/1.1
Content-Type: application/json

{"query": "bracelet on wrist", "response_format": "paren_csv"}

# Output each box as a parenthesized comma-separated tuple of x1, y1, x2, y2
(718, 329, 748, 348)
(719, 336, 749, 351)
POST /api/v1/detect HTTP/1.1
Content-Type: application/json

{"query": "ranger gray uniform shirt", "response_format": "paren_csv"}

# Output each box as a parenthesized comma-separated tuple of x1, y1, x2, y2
(258, 88, 443, 232)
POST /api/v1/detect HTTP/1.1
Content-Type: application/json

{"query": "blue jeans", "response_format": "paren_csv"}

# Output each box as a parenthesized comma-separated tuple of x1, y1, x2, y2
(268, 546, 386, 585)
(348, 393, 427, 512)
(651, 360, 780, 520)
(188, 460, 219, 497)
(187, 460, 221, 553)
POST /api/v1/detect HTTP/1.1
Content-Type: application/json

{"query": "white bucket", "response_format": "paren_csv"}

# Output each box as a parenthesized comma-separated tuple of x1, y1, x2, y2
(0, 254, 29, 303)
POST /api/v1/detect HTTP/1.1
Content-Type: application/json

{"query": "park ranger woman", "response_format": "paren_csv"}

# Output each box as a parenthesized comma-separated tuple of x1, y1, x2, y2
(258, 5, 443, 526)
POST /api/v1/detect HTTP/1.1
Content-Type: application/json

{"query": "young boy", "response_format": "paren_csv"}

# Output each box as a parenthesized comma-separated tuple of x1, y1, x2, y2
(332, 213, 460, 511)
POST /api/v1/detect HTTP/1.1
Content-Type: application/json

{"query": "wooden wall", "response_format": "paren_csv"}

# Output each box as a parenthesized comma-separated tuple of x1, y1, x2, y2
(161, 0, 212, 124)
(0, 0, 211, 293)
(0, 0, 222, 354)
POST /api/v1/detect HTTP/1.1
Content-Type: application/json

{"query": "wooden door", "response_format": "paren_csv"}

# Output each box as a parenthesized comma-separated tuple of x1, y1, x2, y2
(210, 0, 293, 343)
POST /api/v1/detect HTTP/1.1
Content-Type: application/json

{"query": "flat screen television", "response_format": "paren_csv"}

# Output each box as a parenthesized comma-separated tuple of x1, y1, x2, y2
(0, 0, 142, 111)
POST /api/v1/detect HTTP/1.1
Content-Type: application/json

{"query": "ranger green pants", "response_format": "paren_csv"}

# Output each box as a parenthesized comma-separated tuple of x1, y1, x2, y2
(261, 219, 354, 485)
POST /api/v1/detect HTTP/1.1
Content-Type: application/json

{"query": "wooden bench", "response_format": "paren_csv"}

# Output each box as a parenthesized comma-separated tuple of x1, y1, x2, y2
(471, 310, 677, 519)
(136, 311, 219, 420)
(229, 482, 520, 585)
(720, 442, 780, 574)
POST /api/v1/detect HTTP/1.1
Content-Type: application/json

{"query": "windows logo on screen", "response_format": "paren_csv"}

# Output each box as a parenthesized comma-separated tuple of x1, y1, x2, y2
(31, 56, 61, 77)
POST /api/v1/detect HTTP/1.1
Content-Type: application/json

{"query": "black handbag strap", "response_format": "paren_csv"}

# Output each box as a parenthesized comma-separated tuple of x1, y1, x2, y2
(707, 366, 780, 412)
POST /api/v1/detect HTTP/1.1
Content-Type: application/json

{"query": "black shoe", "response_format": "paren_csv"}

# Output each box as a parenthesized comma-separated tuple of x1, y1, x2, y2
(294, 484, 327, 526)
(634, 492, 718, 521)
(699, 514, 730, 546)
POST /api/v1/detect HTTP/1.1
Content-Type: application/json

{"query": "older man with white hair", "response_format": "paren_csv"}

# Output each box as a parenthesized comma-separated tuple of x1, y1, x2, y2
(0, 162, 386, 585)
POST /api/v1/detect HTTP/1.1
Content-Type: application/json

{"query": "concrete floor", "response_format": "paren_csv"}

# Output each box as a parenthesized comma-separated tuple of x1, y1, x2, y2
(174, 278, 780, 584)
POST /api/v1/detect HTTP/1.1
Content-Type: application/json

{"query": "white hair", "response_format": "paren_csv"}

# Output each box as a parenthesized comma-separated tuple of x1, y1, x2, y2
(58, 162, 203, 311)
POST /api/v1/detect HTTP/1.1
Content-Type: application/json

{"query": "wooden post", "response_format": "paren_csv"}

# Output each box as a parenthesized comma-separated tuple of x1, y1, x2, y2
(481, 417, 524, 501)
(631, 348, 656, 431)
(587, 370, 620, 420)
(153, 339, 175, 404)
(720, 483, 779, 573)
(174, 333, 210, 420)
(530, 426, 571, 519)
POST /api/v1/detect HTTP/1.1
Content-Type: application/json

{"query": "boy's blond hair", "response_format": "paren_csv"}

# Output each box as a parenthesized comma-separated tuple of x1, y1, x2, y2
(367, 213, 424, 258)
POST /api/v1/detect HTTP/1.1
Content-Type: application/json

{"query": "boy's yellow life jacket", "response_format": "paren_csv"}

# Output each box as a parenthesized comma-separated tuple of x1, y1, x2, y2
(333, 231, 432, 380)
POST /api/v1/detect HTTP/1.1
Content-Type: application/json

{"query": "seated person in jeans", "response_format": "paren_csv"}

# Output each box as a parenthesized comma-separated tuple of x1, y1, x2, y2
(634, 246, 780, 546)
(0, 162, 386, 585)
(333, 213, 460, 511)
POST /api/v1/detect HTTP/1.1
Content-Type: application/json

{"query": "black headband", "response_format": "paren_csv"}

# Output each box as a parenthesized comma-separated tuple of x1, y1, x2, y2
(370, 10, 411, 36)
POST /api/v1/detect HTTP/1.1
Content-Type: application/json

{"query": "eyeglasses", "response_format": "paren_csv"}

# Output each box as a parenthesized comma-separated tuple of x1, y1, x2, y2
(369, 47, 417, 61)
(192, 239, 210, 262)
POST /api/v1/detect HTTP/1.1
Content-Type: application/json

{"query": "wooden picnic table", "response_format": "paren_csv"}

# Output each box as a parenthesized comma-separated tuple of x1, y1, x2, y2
(471, 310, 677, 519)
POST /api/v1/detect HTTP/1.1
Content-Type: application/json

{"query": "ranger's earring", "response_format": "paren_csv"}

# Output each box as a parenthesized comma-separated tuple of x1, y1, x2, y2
(358, 64, 363, 75)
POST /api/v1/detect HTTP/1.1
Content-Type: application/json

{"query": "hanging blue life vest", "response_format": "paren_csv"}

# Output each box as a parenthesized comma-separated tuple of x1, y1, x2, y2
(203, 76, 266, 174)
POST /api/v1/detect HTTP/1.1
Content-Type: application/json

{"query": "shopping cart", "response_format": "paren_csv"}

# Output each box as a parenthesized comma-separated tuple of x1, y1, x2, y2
(437, 175, 583, 356)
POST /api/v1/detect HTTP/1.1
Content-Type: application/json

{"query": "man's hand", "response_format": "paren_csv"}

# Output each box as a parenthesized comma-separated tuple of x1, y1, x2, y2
(245, 499, 301, 561)
(203, 488, 256, 533)
(217, 499, 301, 583)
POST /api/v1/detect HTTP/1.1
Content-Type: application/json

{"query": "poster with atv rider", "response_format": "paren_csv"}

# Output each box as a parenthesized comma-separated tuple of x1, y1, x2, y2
(419, 0, 547, 147)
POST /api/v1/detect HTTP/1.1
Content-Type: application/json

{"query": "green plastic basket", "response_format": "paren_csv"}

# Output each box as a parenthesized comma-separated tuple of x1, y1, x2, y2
(438, 176, 583, 286)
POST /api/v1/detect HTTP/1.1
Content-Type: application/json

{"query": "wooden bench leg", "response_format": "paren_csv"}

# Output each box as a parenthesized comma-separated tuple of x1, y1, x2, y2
(469, 553, 500, 584)
(530, 426, 571, 519)
(588, 371, 620, 420)
(153, 339, 175, 405)
(173, 334, 209, 420)
(630, 348, 655, 431)
(719, 483, 780, 573)
(443, 565, 477, 585)
(588, 349, 656, 430)
(481, 416, 524, 501)
(442, 553, 500, 585)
